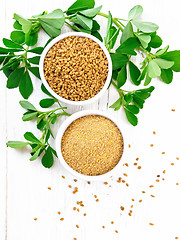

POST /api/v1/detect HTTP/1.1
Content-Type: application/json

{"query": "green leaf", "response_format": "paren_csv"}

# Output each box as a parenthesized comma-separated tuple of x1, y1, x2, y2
(161, 50, 180, 72)
(79, 5, 102, 17)
(124, 108, 138, 126)
(149, 35, 162, 48)
(39, 98, 55, 108)
(28, 56, 40, 65)
(7, 67, 25, 89)
(41, 84, 53, 97)
(10, 31, 25, 44)
(13, 21, 22, 30)
(154, 58, 174, 69)
(110, 53, 129, 70)
(92, 20, 100, 31)
(29, 148, 41, 161)
(132, 94, 144, 109)
(0, 47, 22, 54)
(108, 26, 119, 49)
(125, 105, 139, 114)
(19, 71, 33, 99)
(116, 37, 139, 55)
(71, 23, 91, 33)
(67, 0, 95, 15)
(24, 132, 41, 144)
(109, 97, 122, 111)
(117, 65, 127, 88)
(28, 67, 41, 79)
(129, 61, 141, 85)
(132, 20, 159, 33)
(92, 31, 103, 42)
(124, 93, 132, 105)
(104, 11, 112, 46)
(137, 66, 147, 82)
(22, 111, 38, 121)
(120, 21, 134, 43)
(144, 74, 152, 86)
(137, 34, 151, 49)
(160, 68, 173, 84)
(155, 45, 169, 57)
(128, 5, 143, 20)
(147, 60, 161, 78)
(13, 13, 32, 34)
(41, 146, 54, 168)
(38, 9, 65, 38)
(0, 56, 6, 65)
(3, 38, 23, 49)
(7, 141, 29, 148)
(49, 146, 58, 158)
(25, 32, 38, 47)
(76, 14, 93, 30)
(134, 90, 150, 99)
(19, 100, 36, 111)
(45, 129, 51, 143)
(27, 47, 44, 54)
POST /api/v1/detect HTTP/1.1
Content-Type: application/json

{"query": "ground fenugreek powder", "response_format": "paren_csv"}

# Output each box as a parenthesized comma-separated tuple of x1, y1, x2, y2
(61, 115, 124, 176)
(44, 36, 109, 101)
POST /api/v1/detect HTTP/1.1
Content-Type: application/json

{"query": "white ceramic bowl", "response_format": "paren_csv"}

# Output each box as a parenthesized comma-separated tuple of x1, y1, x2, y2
(39, 32, 112, 106)
(56, 110, 125, 181)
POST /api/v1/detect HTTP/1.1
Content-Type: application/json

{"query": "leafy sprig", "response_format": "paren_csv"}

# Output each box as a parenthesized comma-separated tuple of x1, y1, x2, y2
(7, 85, 70, 168)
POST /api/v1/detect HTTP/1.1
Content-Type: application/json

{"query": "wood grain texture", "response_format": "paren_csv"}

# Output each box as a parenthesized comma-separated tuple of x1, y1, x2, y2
(0, 0, 180, 239)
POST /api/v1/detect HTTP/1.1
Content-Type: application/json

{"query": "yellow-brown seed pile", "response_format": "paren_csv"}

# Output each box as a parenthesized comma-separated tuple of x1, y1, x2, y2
(43, 36, 109, 101)
(61, 115, 124, 175)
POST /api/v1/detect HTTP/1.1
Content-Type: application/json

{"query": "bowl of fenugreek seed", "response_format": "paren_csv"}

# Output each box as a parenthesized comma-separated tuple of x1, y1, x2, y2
(39, 32, 112, 105)
(56, 110, 124, 181)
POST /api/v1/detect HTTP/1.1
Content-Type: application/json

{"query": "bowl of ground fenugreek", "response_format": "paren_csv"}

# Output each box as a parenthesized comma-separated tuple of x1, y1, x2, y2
(56, 110, 124, 181)
(39, 32, 112, 105)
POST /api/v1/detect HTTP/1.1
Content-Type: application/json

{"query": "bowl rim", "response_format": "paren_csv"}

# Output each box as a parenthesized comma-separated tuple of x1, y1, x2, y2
(39, 32, 112, 106)
(55, 110, 125, 181)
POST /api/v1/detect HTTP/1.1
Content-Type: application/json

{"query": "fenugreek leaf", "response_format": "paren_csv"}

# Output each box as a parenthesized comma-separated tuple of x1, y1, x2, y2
(137, 34, 151, 49)
(124, 108, 138, 126)
(129, 61, 141, 85)
(154, 58, 174, 69)
(25, 32, 38, 46)
(41, 84, 53, 97)
(116, 37, 139, 55)
(76, 14, 93, 30)
(28, 67, 41, 79)
(19, 71, 33, 99)
(161, 50, 180, 72)
(49, 146, 58, 158)
(0, 47, 22, 54)
(92, 31, 103, 42)
(19, 100, 36, 111)
(10, 31, 25, 44)
(125, 104, 139, 114)
(155, 45, 169, 57)
(147, 60, 161, 78)
(3, 38, 24, 49)
(38, 9, 65, 37)
(29, 148, 42, 161)
(13, 21, 22, 30)
(28, 56, 40, 65)
(149, 34, 162, 48)
(13, 13, 32, 34)
(109, 97, 122, 111)
(6, 141, 29, 148)
(128, 5, 143, 20)
(110, 53, 129, 70)
(67, 0, 95, 15)
(132, 94, 144, 109)
(144, 74, 152, 86)
(132, 20, 159, 33)
(41, 146, 54, 168)
(117, 65, 127, 88)
(79, 5, 102, 18)
(160, 68, 173, 84)
(24, 132, 41, 144)
(104, 11, 112, 47)
(108, 27, 119, 49)
(27, 47, 44, 54)
(120, 21, 134, 44)
(40, 98, 55, 108)
(7, 67, 25, 89)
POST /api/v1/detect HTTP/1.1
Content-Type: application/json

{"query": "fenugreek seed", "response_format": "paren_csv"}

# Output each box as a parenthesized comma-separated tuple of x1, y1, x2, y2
(94, 195, 97, 198)
(156, 179, 160, 182)
(153, 131, 156, 135)
(60, 218, 64, 221)
(137, 166, 141, 169)
(149, 223, 154, 226)
(125, 163, 129, 166)
(171, 163, 175, 165)
(132, 199, 135, 201)
(84, 213, 87, 216)
(142, 191, 146, 193)
(104, 182, 108, 185)
(87, 181, 91, 184)
(176, 157, 179, 160)
(120, 206, 124, 211)
(136, 158, 139, 161)
(122, 180, 125, 183)
(151, 195, 155, 197)
(115, 230, 118, 233)
(68, 185, 72, 188)
(131, 205, 133, 208)
(48, 187, 51, 190)
(176, 183, 179, 185)
(162, 152, 165, 154)
(58, 211, 61, 215)
(150, 185, 154, 188)
(157, 175, 160, 177)
(123, 173, 128, 177)
(62, 176, 65, 179)
(126, 183, 129, 187)
(162, 178, 165, 181)
(150, 144, 154, 147)
(96, 199, 99, 202)
(102, 226, 105, 228)
(134, 163, 137, 166)
(34, 218, 37, 221)
(76, 225, 79, 228)
(171, 109, 175, 111)
(163, 170, 166, 174)
(73, 207, 76, 211)
(128, 144, 131, 148)
(111, 221, 114, 224)
(74, 238, 77, 240)
(175, 237, 178, 239)
(128, 213, 132, 216)
(139, 200, 142, 203)
(77, 208, 80, 212)
(74, 179, 78, 182)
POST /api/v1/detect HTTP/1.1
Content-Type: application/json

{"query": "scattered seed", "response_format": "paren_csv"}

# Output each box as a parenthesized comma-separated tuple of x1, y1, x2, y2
(153, 131, 156, 135)
(171, 109, 175, 111)
(87, 181, 91, 184)
(149, 223, 154, 226)
(162, 152, 165, 154)
(125, 163, 129, 166)
(132, 199, 135, 201)
(104, 182, 108, 185)
(151, 195, 155, 198)
(156, 179, 160, 182)
(142, 191, 146, 193)
(126, 183, 129, 187)
(34, 218, 37, 221)
(76, 225, 79, 228)
(128, 144, 131, 148)
(73, 207, 76, 211)
(176, 183, 179, 185)
(139, 199, 142, 203)
(136, 158, 139, 161)
(176, 157, 179, 160)
(62, 176, 65, 179)
(111, 221, 114, 224)
(120, 206, 125, 211)
(102, 226, 105, 228)
(150, 144, 154, 147)
(96, 199, 99, 202)
(149, 185, 154, 188)
(84, 213, 87, 216)
(171, 163, 175, 166)
(58, 211, 61, 215)
(163, 170, 166, 174)
(123, 173, 128, 177)
(131, 205, 133, 208)
(60, 218, 64, 221)
(115, 230, 118, 233)
(68, 185, 72, 188)
(137, 166, 141, 169)
(128, 213, 132, 216)
(74, 179, 77, 182)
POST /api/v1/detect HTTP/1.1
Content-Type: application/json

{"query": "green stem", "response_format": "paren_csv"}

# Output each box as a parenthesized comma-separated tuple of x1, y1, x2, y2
(97, 12, 124, 32)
